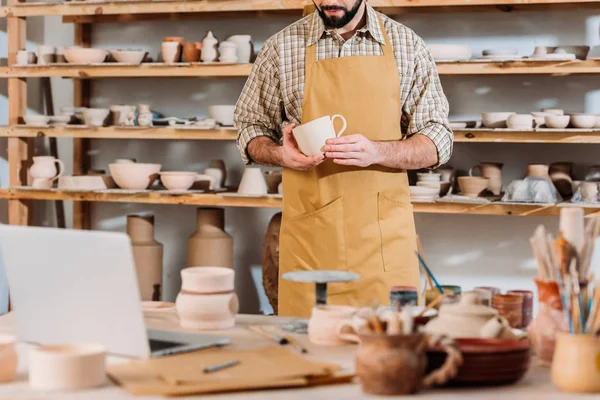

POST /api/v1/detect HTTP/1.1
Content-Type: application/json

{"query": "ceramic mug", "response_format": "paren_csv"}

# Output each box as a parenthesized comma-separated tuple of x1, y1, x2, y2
(580, 182, 598, 202)
(292, 115, 347, 157)
(307, 305, 357, 346)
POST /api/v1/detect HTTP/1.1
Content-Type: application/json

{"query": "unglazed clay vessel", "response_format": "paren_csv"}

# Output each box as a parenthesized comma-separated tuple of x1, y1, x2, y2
(176, 266, 238, 330)
(188, 208, 233, 268)
(137, 104, 153, 127)
(160, 171, 196, 191)
(127, 213, 163, 301)
(29, 343, 106, 391)
(227, 35, 253, 63)
(63, 47, 107, 64)
(30, 156, 64, 189)
(238, 167, 268, 195)
(109, 163, 161, 190)
(183, 42, 201, 62)
(0, 337, 17, 383)
(203, 168, 223, 189)
(506, 114, 534, 129)
(550, 162, 574, 198)
(469, 163, 503, 195)
(307, 305, 356, 346)
(208, 105, 235, 126)
(526, 164, 551, 180)
(209, 159, 227, 187)
(83, 108, 109, 127)
(457, 176, 489, 197)
(201, 31, 219, 62)
(37, 45, 55, 64)
(545, 115, 570, 129)
(163, 36, 184, 61)
(293, 115, 347, 156)
(161, 41, 179, 64)
(570, 114, 597, 129)
(109, 50, 147, 64)
(482, 112, 515, 128)
(552, 333, 600, 393)
(423, 292, 515, 339)
(529, 279, 565, 365)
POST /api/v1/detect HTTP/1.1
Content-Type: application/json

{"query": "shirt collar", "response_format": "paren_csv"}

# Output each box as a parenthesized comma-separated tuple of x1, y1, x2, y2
(307, 3, 386, 47)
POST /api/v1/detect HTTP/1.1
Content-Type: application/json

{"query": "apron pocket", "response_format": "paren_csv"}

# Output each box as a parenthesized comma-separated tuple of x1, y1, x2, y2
(377, 192, 417, 272)
(283, 197, 347, 273)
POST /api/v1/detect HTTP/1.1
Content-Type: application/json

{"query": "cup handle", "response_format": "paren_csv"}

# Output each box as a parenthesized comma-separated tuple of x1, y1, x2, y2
(331, 114, 347, 137)
(336, 320, 360, 344)
(468, 165, 481, 177)
(421, 335, 463, 389)
(52, 160, 65, 182)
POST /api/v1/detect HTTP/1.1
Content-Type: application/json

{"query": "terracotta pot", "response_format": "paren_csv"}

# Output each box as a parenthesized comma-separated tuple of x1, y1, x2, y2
(183, 42, 201, 62)
(208, 159, 227, 187)
(492, 293, 523, 328)
(550, 162, 574, 197)
(457, 176, 489, 197)
(552, 333, 600, 393)
(529, 279, 566, 365)
(526, 164, 551, 180)
(188, 208, 233, 269)
(127, 214, 163, 301)
(469, 163, 503, 195)
(0, 338, 17, 383)
(356, 333, 460, 395)
(264, 170, 282, 194)
(175, 266, 238, 330)
(507, 290, 533, 328)
(307, 305, 356, 346)
(163, 36, 184, 61)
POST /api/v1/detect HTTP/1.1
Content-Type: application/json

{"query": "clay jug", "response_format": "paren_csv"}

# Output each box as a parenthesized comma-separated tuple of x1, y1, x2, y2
(30, 156, 64, 189)
(550, 162, 574, 197)
(127, 213, 163, 301)
(529, 279, 566, 365)
(469, 163, 503, 195)
(201, 31, 219, 62)
(188, 208, 233, 268)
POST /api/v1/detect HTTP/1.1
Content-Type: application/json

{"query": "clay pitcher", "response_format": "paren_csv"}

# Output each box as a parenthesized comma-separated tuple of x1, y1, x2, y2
(188, 208, 233, 268)
(526, 164, 551, 180)
(127, 213, 163, 301)
(356, 333, 461, 395)
(30, 156, 64, 189)
(549, 162, 574, 197)
(469, 163, 503, 195)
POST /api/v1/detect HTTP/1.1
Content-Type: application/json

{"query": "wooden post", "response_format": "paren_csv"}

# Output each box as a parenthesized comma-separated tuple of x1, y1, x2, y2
(73, 23, 92, 230)
(7, 1, 31, 226)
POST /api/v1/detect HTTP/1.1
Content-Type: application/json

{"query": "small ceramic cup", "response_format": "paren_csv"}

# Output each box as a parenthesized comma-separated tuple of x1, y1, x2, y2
(16, 50, 29, 65)
(507, 290, 533, 328)
(492, 293, 523, 328)
(37, 45, 56, 65)
(308, 305, 357, 346)
(552, 333, 600, 393)
(580, 182, 599, 202)
(204, 168, 223, 189)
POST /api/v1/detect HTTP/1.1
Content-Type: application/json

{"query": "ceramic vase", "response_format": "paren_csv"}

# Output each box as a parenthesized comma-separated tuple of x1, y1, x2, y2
(551, 333, 600, 393)
(127, 214, 163, 301)
(507, 290, 533, 328)
(307, 305, 356, 346)
(30, 156, 64, 189)
(262, 212, 282, 314)
(0, 338, 17, 383)
(469, 163, 503, 195)
(161, 42, 179, 64)
(175, 266, 238, 330)
(201, 31, 219, 62)
(227, 35, 253, 63)
(183, 42, 201, 62)
(526, 164, 551, 180)
(529, 279, 566, 365)
(209, 159, 227, 187)
(550, 162, 574, 198)
(188, 208, 233, 269)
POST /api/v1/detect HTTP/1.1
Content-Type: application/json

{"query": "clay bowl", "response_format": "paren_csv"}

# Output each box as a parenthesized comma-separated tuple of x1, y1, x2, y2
(506, 114, 533, 129)
(160, 171, 196, 191)
(109, 50, 147, 64)
(427, 44, 472, 61)
(29, 343, 106, 391)
(482, 112, 516, 128)
(545, 115, 570, 129)
(208, 105, 236, 126)
(427, 338, 531, 387)
(458, 176, 489, 197)
(570, 113, 597, 129)
(109, 163, 161, 190)
(181, 266, 234, 293)
(541, 108, 564, 116)
(82, 108, 110, 127)
(63, 47, 107, 64)
(24, 115, 50, 126)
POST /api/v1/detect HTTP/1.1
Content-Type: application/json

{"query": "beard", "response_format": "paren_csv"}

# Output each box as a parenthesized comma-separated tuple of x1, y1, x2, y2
(314, 0, 364, 29)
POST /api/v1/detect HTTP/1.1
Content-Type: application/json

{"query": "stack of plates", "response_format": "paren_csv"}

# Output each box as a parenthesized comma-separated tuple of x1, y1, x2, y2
(409, 185, 439, 202)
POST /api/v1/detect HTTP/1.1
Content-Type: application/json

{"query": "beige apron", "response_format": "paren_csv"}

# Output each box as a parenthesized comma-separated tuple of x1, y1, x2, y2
(279, 14, 420, 317)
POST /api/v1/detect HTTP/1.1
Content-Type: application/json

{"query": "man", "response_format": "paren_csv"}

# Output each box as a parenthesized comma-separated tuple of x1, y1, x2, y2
(235, 0, 453, 317)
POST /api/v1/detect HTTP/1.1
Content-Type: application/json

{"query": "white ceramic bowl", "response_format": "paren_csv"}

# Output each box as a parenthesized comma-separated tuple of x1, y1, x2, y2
(29, 343, 106, 391)
(427, 44, 472, 61)
(482, 48, 518, 56)
(506, 114, 534, 129)
(24, 115, 50, 126)
(409, 186, 439, 198)
(83, 108, 109, 127)
(63, 47, 107, 64)
(570, 114, 597, 129)
(49, 115, 72, 126)
(208, 105, 236, 126)
(482, 112, 516, 128)
(109, 50, 147, 64)
(160, 171, 196, 190)
(109, 163, 161, 190)
(545, 115, 570, 129)
(531, 111, 552, 127)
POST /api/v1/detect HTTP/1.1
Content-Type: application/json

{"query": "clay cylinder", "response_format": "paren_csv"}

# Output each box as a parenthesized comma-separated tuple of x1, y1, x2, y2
(188, 208, 234, 268)
(127, 214, 163, 301)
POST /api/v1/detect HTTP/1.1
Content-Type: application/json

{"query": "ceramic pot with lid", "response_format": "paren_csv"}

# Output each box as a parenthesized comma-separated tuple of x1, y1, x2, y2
(423, 291, 515, 339)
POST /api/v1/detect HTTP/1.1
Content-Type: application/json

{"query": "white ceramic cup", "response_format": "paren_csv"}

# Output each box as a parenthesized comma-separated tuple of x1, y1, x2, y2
(37, 45, 55, 65)
(161, 42, 179, 64)
(292, 115, 347, 156)
(204, 168, 223, 189)
(16, 50, 29, 65)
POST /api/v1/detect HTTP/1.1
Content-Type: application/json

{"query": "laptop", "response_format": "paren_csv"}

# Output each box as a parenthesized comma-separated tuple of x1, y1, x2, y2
(0, 224, 229, 358)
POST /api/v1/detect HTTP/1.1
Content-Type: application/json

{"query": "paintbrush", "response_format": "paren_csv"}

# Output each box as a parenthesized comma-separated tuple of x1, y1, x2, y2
(416, 251, 445, 294)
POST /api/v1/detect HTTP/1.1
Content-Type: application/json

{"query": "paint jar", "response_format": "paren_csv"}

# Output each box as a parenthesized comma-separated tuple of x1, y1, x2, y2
(390, 286, 418, 310)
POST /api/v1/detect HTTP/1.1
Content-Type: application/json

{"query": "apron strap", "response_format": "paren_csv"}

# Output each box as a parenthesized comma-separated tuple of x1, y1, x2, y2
(306, 14, 318, 66)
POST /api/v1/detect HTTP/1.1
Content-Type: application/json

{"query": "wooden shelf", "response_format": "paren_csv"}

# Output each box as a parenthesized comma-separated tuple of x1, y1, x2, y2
(0, 126, 238, 140)
(2, 188, 600, 216)
(2, 61, 599, 78)
(454, 128, 600, 144)
(2, 0, 599, 19)
(0, 63, 253, 78)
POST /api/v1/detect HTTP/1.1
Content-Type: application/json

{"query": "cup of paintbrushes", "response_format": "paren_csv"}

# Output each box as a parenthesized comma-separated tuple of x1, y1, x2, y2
(551, 333, 600, 393)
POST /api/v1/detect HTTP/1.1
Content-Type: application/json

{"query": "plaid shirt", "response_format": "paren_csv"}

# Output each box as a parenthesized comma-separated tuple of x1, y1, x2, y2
(234, 4, 453, 166)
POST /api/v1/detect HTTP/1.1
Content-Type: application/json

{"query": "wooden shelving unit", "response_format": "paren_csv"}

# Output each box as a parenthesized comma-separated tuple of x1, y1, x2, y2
(453, 128, 600, 144)
(2, 61, 600, 78)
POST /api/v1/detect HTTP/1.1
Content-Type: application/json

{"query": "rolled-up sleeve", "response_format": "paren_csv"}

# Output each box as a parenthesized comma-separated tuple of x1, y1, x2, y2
(402, 37, 453, 167)
(234, 39, 283, 165)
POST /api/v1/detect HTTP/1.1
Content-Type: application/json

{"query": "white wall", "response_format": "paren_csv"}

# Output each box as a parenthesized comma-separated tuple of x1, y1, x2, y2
(1, 8, 599, 313)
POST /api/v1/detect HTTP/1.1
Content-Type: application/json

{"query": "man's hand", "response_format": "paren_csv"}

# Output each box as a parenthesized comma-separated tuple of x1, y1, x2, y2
(324, 134, 381, 167)
(279, 124, 325, 171)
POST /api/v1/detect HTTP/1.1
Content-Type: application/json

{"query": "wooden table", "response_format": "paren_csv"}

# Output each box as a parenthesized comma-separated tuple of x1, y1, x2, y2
(0, 312, 595, 399)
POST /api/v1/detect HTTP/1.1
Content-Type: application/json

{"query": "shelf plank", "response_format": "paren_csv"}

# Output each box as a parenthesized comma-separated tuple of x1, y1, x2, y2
(0, 188, 598, 216)
(2, 61, 599, 78)
(0, 63, 253, 78)
(454, 128, 600, 144)
(2, 0, 599, 18)
(1, 126, 239, 140)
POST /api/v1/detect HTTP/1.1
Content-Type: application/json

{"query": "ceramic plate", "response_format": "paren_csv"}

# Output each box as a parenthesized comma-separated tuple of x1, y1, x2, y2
(526, 53, 577, 61)
(476, 55, 522, 61)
